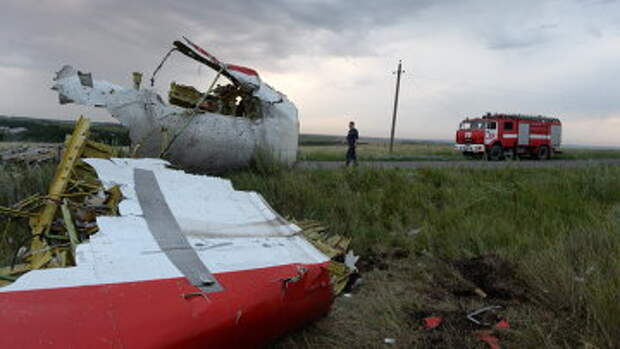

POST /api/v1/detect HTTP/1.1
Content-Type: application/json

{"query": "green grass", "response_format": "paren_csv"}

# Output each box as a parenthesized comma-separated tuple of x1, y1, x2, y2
(298, 143, 620, 162)
(1, 157, 620, 347)
(299, 143, 459, 161)
(555, 148, 620, 160)
(228, 164, 620, 348)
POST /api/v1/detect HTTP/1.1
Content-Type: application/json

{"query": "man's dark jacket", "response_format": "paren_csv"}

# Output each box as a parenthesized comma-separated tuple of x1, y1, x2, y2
(347, 128, 359, 147)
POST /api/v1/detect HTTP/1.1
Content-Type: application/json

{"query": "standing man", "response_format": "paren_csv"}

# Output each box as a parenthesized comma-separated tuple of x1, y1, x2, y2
(346, 121, 359, 166)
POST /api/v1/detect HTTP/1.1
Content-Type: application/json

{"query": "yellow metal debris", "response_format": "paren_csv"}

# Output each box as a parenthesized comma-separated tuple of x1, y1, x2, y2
(297, 220, 356, 296)
(27, 116, 90, 269)
(60, 202, 79, 253)
(0, 116, 120, 284)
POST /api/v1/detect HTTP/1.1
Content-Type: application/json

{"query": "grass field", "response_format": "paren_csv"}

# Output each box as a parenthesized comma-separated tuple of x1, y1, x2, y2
(299, 142, 620, 162)
(299, 143, 459, 161)
(229, 164, 620, 348)
(1, 158, 620, 347)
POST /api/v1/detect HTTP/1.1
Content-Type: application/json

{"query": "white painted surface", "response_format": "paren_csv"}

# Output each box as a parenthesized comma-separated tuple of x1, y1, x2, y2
(1, 159, 328, 292)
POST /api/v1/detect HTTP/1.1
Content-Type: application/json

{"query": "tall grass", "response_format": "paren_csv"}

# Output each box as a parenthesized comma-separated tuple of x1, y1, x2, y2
(1, 157, 619, 346)
(229, 165, 620, 347)
(230, 165, 423, 250)
(0, 162, 56, 265)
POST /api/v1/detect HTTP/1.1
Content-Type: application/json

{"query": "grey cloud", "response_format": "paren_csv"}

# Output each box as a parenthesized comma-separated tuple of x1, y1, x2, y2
(486, 25, 556, 50)
(0, 0, 437, 74)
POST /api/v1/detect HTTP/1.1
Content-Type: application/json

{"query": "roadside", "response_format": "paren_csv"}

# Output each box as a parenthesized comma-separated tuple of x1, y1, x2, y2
(297, 143, 620, 163)
(298, 158, 620, 169)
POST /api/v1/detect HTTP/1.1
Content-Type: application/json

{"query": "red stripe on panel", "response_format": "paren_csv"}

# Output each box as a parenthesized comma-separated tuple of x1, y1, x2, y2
(227, 64, 259, 77)
(0, 262, 333, 348)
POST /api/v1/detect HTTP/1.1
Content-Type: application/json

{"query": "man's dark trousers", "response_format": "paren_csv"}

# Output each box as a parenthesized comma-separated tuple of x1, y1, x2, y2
(346, 145, 357, 166)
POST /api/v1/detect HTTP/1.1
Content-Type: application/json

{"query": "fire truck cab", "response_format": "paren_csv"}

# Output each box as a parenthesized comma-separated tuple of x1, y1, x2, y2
(455, 113, 562, 160)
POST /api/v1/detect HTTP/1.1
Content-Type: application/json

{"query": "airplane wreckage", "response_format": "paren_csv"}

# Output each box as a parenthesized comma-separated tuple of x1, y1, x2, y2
(0, 40, 358, 348)
(51, 37, 299, 172)
(0, 117, 357, 348)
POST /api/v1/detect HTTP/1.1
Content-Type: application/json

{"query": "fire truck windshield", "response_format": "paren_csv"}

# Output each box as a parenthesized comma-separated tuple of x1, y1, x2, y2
(460, 121, 485, 130)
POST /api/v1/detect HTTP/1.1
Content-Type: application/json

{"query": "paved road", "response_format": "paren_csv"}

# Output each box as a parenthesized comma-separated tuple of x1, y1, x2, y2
(296, 158, 620, 170)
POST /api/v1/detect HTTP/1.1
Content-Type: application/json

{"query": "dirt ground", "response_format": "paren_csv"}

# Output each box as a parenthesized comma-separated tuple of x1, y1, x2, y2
(273, 249, 550, 348)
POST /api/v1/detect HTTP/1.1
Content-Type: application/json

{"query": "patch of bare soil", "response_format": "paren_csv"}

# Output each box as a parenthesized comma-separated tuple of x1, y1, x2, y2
(451, 254, 529, 301)
(272, 250, 542, 348)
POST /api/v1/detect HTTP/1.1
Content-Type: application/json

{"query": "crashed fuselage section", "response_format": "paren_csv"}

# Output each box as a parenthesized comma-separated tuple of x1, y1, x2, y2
(52, 38, 299, 172)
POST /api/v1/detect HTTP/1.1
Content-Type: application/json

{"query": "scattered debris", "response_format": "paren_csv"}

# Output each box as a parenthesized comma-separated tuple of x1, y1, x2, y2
(0, 144, 62, 164)
(383, 338, 397, 345)
(297, 220, 359, 295)
(403, 254, 527, 347)
(407, 227, 422, 237)
(344, 250, 360, 270)
(495, 319, 510, 329)
(467, 305, 503, 326)
(475, 287, 488, 298)
(474, 319, 510, 348)
(422, 316, 443, 329)
(474, 330, 500, 349)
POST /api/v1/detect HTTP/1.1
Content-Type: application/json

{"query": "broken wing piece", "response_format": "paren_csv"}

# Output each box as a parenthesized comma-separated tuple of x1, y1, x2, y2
(52, 65, 124, 107)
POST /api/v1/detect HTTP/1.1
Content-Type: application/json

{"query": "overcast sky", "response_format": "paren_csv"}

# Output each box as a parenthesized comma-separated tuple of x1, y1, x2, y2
(1, 0, 619, 145)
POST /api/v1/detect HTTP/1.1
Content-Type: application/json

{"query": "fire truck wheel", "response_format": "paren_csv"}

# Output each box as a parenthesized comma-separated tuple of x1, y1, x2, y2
(536, 145, 550, 160)
(487, 144, 503, 161)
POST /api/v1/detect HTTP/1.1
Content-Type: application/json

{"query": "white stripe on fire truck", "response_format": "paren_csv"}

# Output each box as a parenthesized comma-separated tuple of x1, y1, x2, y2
(529, 134, 551, 139)
(503, 134, 517, 138)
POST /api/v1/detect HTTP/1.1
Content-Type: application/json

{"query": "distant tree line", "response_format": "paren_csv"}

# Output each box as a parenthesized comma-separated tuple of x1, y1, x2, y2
(0, 116, 130, 145)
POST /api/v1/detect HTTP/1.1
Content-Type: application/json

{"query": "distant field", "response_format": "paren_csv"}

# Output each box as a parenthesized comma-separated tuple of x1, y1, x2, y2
(299, 142, 620, 162)
(299, 143, 458, 161)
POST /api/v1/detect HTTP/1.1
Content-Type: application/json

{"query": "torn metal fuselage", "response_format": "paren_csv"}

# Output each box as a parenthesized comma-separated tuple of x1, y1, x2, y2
(51, 38, 299, 172)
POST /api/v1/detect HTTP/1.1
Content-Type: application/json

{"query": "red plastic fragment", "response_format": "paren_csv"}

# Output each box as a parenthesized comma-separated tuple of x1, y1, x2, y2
(422, 316, 443, 329)
(495, 319, 510, 329)
(474, 330, 500, 349)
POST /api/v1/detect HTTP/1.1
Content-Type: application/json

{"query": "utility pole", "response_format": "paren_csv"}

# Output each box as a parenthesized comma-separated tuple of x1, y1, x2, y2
(389, 60, 404, 153)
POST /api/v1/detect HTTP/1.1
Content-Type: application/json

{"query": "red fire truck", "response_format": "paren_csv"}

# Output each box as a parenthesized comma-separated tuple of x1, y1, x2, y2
(455, 113, 562, 160)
